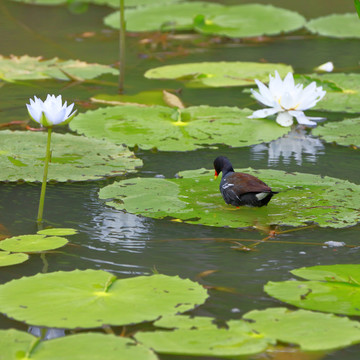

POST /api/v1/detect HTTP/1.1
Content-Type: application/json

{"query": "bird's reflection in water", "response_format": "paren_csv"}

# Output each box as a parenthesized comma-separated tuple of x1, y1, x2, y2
(251, 127, 324, 166)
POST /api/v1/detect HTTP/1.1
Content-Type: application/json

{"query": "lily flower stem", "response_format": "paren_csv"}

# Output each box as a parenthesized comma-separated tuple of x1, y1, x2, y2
(118, 0, 125, 93)
(37, 127, 52, 225)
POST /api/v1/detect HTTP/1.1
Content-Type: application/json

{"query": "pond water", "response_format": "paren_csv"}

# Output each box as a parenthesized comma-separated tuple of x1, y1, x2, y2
(0, 0, 359, 358)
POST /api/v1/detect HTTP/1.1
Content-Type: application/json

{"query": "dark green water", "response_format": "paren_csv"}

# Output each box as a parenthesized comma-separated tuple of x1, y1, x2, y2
(0, 0, 359, 358)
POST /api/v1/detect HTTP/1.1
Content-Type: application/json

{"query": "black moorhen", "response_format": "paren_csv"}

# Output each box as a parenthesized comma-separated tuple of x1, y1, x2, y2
(213, 156, 278, 207)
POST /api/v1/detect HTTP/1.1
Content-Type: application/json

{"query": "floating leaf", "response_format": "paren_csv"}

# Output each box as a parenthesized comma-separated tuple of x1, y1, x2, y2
(0, 235, 68, 253)
(37, 228, 78, 236)
(0, 329, 158, 360)
(104, 2, 223, 31)
(136, 315, 271, 357)
(144, 61, 293, 88)
(0, 270, 208, 329)
(306, 13, 360, 38)
(194, 4, 306, 38)
(0, 130, 141, 182)
(70, 105, 288, 151)
(244, 307, 360, 351)
(0, 251, 29, 267)
(99, 168, 360, 228)
(312, 117, 360, 148)
(265, 265, 360, 316)
(297, 73, 360, 113)
(0, 55, 118, 82)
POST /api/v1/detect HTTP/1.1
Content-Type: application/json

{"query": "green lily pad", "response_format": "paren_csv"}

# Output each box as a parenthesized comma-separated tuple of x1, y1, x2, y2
(312, 117, 360, 148)
(70, 105, 289, 151)
(0, 235, 68, 253)
(0, 251, 29, 267)
(0, 270, 208, 329)
(0, 329, 158, 360)
(104, 2, 223, 31)
(37, 228, 78, 236)
(306, 13, 360, 38)
(144, 61, 293, 88)
(99, 168, 360, 228)
(244, 307, 360, 351)
(297, 73, 360, 114)
(265, 265, 360, 316)
(0, 55, 118, 82)
(194, 4, 306, 38)
(136, 315, 271, 357)
(0, 130, 141, 182)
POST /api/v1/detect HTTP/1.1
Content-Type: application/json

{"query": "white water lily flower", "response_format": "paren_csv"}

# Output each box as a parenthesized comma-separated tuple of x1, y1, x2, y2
(27, 94, 77, 127)
(248, 71, 326, 127)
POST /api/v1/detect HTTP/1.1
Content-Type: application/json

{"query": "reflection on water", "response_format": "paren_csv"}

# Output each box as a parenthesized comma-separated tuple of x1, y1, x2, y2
(251, 127, 324, 166)
(28, 326, 65, 340)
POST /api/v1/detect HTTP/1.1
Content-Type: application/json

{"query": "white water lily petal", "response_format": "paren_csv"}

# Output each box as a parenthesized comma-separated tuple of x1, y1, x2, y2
(315, 61, 334, 72)
(248, 107, 280, 119)
(276, 112, 294, 127)
(249, 71, 326, 127)
(26, 95, 76, 127)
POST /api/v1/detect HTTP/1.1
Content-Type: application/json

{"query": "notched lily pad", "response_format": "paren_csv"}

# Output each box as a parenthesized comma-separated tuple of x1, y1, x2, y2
(99, 168, 360, 228)
(70, 105, 289, 151)
(144, 61, 293, 87)
(0, 329, 158, 360)
(265, 265, 360, 316)
(104, 2, 223, 32)
(0, 235, 68, 253)
(136, 315, 272, 357)
(0, 130, 142, 182)
(312, 117, 360, 148)
(306, 13, 360, 38)
(0, 251, 29, 267)
(244, 307, 360, 351)
(194, 4, 306, 38)
(0, 55, 118, 82)
(0, 270, 208, 329)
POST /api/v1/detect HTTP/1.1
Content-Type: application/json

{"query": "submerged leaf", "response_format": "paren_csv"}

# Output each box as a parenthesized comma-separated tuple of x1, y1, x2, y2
(0, 130, 141, 182)
(144, 61, 293, 87)
(70, 105, 289, 151)
(0, 270, 208, 328)
(99, 168, 360, 228)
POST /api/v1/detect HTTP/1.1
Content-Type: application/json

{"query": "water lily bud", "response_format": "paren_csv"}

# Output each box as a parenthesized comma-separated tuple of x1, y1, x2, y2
(26, 94, 77, 127)
(315, 61, 334, 72)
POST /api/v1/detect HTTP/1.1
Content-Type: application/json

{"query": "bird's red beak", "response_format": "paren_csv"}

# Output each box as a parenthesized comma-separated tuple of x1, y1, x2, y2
(214, 171, 218, 180)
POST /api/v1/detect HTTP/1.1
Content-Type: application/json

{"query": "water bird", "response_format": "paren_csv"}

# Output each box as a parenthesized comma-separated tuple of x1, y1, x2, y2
(213, 156, 277, 207)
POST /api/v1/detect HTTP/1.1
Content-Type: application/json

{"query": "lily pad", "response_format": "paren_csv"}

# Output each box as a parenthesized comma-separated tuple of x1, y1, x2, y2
(306, 13, 360, 38)
(297, 73, 360, 114)
(37, 228, 78, 236)
(0, 329, 158, 360)
(99, 168, 360, 228)
(0, 251, 29, 267)
(0, 270, 208, 329)
(0, 130, 141, 182)
(0, 55, 118, 82)
(194, 4, 306, 38)
(244, 307, 360, 351)
(312, 117, 360, 148)
(136, 315, 271, 357)
(265, 265, 360, 316)
(104, 2, 223, 32)
(70, 105, 289, 151)
(144, 61, 293, 88)
(0, 235, 68, 253)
